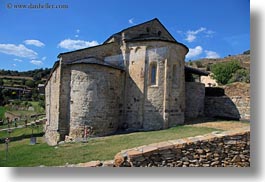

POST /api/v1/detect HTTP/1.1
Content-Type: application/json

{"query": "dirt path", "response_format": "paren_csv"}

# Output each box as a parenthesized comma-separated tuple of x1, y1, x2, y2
(189, 121, 250, 130)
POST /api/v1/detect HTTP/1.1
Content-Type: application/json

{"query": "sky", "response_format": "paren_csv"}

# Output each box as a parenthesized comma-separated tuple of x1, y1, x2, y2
(0, 0, 250, 71)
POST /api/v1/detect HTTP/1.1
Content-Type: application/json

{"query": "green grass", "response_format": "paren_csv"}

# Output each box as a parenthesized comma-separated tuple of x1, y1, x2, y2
(0, 107, 6, 120)
(0, 125, 220, 167)
(0, 125, 43, 139)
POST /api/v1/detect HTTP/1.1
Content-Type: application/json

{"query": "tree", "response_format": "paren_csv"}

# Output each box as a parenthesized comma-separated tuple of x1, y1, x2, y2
(211, 60, 241, 85)
(25, 80, 35, 88)
(0, 78, 3, 86)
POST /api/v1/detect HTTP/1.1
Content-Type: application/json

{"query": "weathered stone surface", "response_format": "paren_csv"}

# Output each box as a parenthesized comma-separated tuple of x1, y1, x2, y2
(78, 160, 101, 167)
(185, 82, 205, 118)
(102, 160, 114, 167)
(114, 153, 124, 167)
(114, 128, 250, 167)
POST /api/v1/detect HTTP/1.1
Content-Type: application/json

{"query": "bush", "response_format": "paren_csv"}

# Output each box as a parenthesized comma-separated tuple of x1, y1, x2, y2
(211, 60, 241, 85)
(25, 80, 35, 88)
(228, 69, 250, 83)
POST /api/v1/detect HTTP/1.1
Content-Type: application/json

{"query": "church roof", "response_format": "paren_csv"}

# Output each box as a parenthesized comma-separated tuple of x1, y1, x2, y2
(67, 57, 124, 71)
(103, 18, 177, 44)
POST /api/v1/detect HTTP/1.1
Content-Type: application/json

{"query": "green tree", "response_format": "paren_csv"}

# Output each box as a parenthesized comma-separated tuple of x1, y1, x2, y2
(0, 78, 3, 86)
(211, 60, 241, 85)
(25, 80, 35, 88)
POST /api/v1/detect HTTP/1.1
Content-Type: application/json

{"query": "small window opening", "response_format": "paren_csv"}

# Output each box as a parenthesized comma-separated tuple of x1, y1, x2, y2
(150, 63, 157, 85)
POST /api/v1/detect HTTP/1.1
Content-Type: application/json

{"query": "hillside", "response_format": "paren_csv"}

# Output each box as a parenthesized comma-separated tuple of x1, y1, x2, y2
(186, 51, 250, 71)
(186, 51, 250, 86)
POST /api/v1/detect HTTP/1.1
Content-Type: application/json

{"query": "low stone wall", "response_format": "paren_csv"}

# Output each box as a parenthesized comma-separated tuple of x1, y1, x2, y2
(61, 127, 250, 167)
(113, 127, 250, 167)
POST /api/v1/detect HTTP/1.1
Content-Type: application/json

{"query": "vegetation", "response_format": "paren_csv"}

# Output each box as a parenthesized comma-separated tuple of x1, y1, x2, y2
(0, 107, 6, 120)
(0, 125, 221, 167)
(0, 68, 51, 79)
(211, 60, 249, 85)
(0, 125, 43, 139)
(243, 50, 250, 55)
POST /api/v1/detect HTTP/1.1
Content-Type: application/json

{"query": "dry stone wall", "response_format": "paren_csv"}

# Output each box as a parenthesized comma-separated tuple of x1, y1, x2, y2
(65, 127, 250, 167)
(113, 127, 250, 167)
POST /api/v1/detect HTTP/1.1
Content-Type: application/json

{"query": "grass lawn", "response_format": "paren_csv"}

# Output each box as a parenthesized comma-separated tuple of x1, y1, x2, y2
(0, 125, 43, 139)
(0, 125, 220, 167)
(0, 106, 6, 120)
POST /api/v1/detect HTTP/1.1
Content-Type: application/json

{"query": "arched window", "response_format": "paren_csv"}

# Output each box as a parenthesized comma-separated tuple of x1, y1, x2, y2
(150, 62, 157, 85)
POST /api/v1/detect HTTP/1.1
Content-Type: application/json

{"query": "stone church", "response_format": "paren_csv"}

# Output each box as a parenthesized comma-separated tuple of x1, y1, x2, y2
(45, 18, 208, 145)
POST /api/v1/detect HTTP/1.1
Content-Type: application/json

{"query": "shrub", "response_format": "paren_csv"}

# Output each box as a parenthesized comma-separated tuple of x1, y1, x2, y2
(211, 60, 241, 85)
(228, 69, 250, 83)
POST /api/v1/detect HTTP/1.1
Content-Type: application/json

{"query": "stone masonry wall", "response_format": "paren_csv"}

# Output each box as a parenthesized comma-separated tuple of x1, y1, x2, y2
(223, 82, 250, 120)
(44, 64, 61, 146)
(204, 96, 241, 120)
(123, 41, 186, 131)
(113, 127, 250, 167)
(185, 82, 205, 119)
(69, 64, 124, 139)
(204, 82, 250, 120)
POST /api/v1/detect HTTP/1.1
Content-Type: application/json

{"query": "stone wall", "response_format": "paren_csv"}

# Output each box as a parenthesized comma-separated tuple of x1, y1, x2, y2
(223, 83, 250, 120)
(69, 64, 124, 139)
(204, 83, 250, 120)
(185, 82, 205, 119)
(123, 41, 186, 131)
(113, 127, 250, 167)
(45, 64, 61, 146)
(204, 96, 241, 120)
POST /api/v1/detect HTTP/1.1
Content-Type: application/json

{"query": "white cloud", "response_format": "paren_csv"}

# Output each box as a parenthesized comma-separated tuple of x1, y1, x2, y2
(205, 50, 220, 58)
(129, 18, 134, 25)
(24, 39, 45, 47)
(76, 29, 80, 33)
(185, 27, 206, 42)
(185, 34, 197, 42)
(75, 35, 79, 38)
(42, 56, 47, 61)
(13, 58, 23, 62)
(0, 44, 38, 59)
(12, 64, 17, 67)
(30, 60, 43, 66)
(186, 46, 203, 59)
(58, 39, 99, 50)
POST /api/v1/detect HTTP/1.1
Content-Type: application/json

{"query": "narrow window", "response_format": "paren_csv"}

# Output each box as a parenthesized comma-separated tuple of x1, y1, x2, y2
(150, 63, 157, 85)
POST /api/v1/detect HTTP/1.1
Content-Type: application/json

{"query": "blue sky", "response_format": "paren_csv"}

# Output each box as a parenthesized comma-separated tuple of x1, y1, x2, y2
(0, 0, 250, 71)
